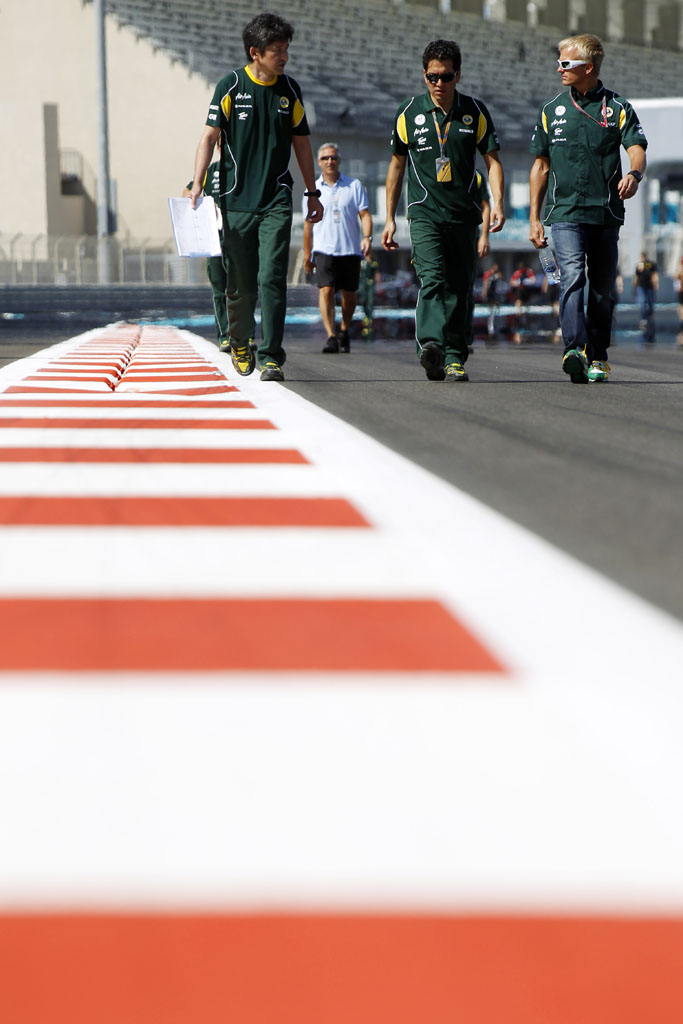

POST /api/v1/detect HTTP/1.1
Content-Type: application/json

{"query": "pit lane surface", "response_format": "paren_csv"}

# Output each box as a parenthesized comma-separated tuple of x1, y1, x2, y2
(282, 335, 683, 621)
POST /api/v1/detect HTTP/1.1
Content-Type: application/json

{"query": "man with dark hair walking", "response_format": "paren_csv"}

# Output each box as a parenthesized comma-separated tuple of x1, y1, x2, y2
(529, 34, 647, 383)
(381, 39, 505, 382)
(190, 11, 323, 382)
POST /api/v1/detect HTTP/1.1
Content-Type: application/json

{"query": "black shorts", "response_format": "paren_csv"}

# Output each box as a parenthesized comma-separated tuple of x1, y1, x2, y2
(314, 253, 361, 292)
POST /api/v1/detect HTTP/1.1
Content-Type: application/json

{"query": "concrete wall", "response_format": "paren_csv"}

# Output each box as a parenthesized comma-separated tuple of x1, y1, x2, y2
(0, 0, 214, 240)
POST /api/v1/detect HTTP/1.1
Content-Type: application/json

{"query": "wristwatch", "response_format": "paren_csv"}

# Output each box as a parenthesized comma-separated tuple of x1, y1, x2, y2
(628, 170, 643, 183)
(304, 189, 322, 197)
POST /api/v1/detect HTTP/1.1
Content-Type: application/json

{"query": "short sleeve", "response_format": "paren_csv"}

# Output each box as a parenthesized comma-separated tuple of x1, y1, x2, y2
(206, 79, 227, 129)
(529, 105, 549, 157)
(391, 102, 411, 157)
(354, 179, 370, 211)
(619, 100, 647, 150)
(474, 100, 500, 155)
(290, 79, 310, 136)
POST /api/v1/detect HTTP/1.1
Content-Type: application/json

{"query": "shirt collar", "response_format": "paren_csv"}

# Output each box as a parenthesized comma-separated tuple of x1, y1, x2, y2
(571, 80, 605, 103)
(317, 172, 346, 188)
(425, 90, 459, 116)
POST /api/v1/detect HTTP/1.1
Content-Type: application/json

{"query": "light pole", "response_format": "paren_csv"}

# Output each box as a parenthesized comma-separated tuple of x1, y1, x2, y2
(95, 0, 113, 283)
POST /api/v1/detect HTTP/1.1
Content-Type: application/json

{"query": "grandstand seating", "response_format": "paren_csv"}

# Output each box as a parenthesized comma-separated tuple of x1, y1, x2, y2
(97, 0, 683, 146)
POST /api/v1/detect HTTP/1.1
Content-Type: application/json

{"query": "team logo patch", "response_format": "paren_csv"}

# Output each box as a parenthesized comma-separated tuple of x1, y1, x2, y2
(462, 114, 473, 125)
(414, 114, 426, 125)
(555, 105, 566, 115)
(280, 96, 290, 109)
(605, 106, 613, 117)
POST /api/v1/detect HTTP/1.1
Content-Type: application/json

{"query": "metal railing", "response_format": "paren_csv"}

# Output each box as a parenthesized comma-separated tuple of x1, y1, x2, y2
(0, 233, 208, 287)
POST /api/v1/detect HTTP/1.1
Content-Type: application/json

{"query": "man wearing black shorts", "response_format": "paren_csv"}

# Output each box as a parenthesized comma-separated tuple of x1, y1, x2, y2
(302, 143, 373, 353)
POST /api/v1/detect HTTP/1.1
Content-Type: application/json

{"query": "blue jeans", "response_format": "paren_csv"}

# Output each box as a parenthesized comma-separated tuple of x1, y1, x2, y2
(551, 223, 620, 361)
(636, 287, 656, 344)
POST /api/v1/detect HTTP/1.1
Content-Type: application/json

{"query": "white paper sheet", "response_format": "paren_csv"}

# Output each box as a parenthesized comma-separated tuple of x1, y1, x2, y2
(168, 196, 222, 257)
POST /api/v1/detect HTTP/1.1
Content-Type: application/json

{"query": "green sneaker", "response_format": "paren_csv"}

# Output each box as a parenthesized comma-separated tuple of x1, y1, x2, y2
(562, 346, 588, 384)
(419, 341, 445, 381)
(587, 359, 610, 383)
(230, 343, 256, 376)
(445, 361, 469, 382)
(260, 361, 284, 382)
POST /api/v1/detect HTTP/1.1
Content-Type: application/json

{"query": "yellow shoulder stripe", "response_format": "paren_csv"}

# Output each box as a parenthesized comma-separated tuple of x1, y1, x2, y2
(476, 112, 487, 144)
(397, 112, 408, 145)
(475, 171, 482, 187)
(619, 108, 626, 130)
(221, 94, 232, 121)
(542, 110, 548, 134)
(293, 98, 305, 128)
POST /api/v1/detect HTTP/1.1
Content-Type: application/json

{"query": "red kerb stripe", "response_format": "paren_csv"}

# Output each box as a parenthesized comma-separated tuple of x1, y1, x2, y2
(0, 597, 502, 671)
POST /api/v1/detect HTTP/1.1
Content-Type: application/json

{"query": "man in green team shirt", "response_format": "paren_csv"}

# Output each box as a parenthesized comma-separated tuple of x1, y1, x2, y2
(183, 140, 229, 347)
(382, 39, 505, 382)
(189, 12, 323, 382)
(529, 34, 647, 384)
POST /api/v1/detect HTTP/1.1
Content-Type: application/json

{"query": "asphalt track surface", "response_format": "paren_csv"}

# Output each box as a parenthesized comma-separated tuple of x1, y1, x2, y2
(2, 325, 682, 621)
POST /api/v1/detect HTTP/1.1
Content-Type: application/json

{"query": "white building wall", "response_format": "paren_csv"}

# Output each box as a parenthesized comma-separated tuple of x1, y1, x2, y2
(0, 0, 215, 240)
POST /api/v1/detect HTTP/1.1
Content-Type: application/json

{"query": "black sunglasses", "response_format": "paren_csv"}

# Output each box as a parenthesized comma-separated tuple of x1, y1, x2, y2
(425, 71, 456, 84)
(320, 155, 339, 161)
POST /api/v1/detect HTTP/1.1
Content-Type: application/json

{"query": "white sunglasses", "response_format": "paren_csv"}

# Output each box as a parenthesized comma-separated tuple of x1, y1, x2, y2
(557, 58, 588, 70)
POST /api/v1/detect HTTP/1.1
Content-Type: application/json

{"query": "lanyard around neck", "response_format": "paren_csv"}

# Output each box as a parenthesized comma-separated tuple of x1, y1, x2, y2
(569, 90, 608, 127)
(431, 110, 452, 157)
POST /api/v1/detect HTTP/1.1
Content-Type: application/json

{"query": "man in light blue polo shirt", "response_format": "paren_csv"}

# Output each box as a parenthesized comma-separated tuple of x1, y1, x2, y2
(302, 142, 373, 353)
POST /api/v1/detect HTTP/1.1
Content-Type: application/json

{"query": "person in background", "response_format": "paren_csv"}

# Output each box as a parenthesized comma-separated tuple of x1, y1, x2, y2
(541, 272, 561, 342)
(183, 140, 230, 349)
(673, 256, 683, 348)
(465, 170, 491, 350)
(482, 262, 503, 338)
(529, 33, 647, 383)
(189, 11, 323, 383)
(633, 251, 659, 346)
(302, 142, 372, 354)
(358, 255, 380, 339)
(509, 261, 536, 341)
(381, 38, 505, 382)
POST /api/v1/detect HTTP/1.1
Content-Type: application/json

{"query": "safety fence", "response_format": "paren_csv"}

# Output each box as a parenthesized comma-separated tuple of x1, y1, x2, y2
(0, 233, 207, 287)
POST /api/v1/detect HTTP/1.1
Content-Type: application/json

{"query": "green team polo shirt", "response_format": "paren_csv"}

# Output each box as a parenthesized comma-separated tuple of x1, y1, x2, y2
(206, 65, 310, 212)
(186, 160, 221, 202)
(473, 170, 488, 207)
(529, 82, 647, 225)
(391, 90, 499, 224)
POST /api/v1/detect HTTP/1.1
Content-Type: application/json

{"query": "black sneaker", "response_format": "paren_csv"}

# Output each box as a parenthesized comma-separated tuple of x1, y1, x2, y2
(419, 341, 445, 381)
(322, 335, 339, 354)
(260, 361, 284, 382)
(337, 329, 350, 353)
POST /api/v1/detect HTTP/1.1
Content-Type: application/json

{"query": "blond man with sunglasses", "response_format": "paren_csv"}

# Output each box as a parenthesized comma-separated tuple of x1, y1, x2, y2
(529, 34, 647, 384)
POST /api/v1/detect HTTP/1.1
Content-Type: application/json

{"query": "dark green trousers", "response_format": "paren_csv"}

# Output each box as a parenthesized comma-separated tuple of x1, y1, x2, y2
(222, 192, 292, 366)
(206, 255, 228, 342)
(409, 216, 478, 364)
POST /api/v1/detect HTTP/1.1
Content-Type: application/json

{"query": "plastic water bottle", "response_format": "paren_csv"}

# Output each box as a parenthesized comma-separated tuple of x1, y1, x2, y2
(539, 247, 560, 284)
